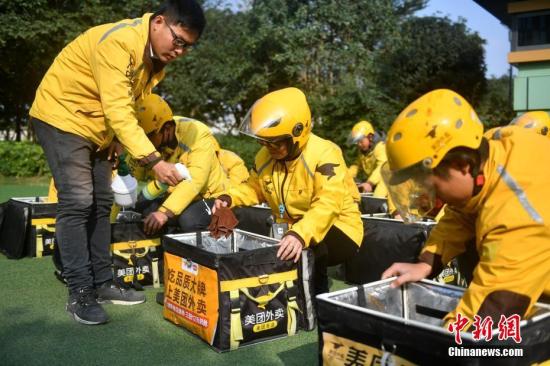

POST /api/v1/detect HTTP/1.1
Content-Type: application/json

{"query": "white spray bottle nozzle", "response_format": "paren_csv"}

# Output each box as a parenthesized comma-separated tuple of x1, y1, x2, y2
(175, 163, 192, 181)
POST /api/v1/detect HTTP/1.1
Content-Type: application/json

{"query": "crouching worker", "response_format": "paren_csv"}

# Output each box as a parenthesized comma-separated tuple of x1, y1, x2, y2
(381, 89, 550, 329)
(212, 87, 363, 295)
(347, 120, 388, 197)
(130, 94, 230, 234)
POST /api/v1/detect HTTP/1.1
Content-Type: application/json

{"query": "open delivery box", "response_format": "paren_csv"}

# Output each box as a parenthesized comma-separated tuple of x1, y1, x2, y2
(0, 197, 56, 258)
(317, 278, 550, 365)
(162, 229, 316, 352)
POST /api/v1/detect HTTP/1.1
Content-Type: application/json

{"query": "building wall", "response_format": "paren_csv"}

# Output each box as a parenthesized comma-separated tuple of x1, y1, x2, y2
(513, 62, 550, 111)
(508, 1, 550, 112)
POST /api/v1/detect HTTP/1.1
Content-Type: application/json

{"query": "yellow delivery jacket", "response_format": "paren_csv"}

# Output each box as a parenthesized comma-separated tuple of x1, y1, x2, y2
(419, 126, 550, 328)
(218, 149, 250, 187)
(30, 13, 162, 162)
(129, 117, 230, 216)
(349, 141, 388, 198)
(226, 134, 363, 248)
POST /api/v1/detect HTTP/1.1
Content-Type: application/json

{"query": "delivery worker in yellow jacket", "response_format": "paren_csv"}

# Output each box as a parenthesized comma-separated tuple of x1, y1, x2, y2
(213, 87, 363, 295)
(381, 89, 550, 330)
(347, 120, 389, 198)
(213, 140, 276, 236)
(213, 140, 250, 186)
(128, 94, 230, 234)
(509, 110, 550, 137)
(29, 1, 205, 325)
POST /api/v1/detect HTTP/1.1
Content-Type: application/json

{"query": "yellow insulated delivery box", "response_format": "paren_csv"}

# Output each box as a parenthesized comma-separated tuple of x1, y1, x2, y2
(161, 229, 316, 352)
(317, 279, 550, 365)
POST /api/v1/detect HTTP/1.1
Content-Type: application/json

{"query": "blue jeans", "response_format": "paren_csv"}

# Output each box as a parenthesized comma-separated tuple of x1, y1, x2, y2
(32, 118, 113, 293)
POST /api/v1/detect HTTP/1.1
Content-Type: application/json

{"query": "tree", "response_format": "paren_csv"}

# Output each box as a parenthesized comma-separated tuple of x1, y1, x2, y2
(163, 0, 427, 143)
(0, 0, 159, 141)
(2, 0, 495, 152)
(159, 6, 258, 132)
(476, 75, 515, 128)
(244, 0, 427, 160)
(377, 16, 487, 107)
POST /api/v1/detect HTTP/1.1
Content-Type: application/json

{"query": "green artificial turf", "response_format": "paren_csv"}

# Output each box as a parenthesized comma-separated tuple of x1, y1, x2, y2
(0, 178, 351, 366)
(0, 176, 50, 202)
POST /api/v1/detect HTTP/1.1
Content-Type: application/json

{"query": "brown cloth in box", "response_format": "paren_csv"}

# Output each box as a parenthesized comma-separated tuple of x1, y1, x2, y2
(208, 207, 239, 239)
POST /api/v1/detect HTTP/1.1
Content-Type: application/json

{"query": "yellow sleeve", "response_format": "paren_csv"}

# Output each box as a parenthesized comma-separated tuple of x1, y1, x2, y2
(366, 143, 387, 186)
(222, 150, 250, 184)
(160, 130, 215, 215)
(90, 36, 157, 160)
(228, 163, 250, 185)
(419, 206, 475, 272)
(227, 167, 263, 207)
(290, 145, 347, 247)
(445, 224, 550, 329)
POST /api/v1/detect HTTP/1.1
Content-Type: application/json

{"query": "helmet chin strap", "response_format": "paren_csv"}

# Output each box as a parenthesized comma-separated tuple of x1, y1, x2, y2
(282, 140, 302, 161)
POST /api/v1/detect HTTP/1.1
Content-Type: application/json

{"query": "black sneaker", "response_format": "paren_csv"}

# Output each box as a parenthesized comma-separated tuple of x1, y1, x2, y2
(96, 281, 146, 305)
(66, 287, 109, 325)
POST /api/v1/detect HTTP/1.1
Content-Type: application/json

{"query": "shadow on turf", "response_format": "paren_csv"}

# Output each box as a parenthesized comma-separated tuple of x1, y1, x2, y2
(277, 341, 319, 366)
(0, 304, 203, 365)
(0, 303, 320, 366)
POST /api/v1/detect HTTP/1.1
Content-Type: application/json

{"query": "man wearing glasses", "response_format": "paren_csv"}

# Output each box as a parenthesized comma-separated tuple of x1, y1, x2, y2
(29, 0, 205, 325)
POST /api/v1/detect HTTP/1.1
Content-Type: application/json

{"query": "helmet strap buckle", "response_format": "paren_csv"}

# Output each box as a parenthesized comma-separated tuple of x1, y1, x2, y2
(472, 173, 485, 196)
(475, 173, 485, 187)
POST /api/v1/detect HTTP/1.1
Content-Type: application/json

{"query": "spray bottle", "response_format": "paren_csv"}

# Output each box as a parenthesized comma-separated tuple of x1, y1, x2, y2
(142, 163, 191, 200)
(111, 156, 138, 208)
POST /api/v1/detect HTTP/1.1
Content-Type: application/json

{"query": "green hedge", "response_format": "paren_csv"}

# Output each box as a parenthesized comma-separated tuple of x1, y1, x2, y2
(215, 134, 260, 169)
(0, 141, 50, 177)
(0, 136, 258, 177)
(215, 134, 359, 169)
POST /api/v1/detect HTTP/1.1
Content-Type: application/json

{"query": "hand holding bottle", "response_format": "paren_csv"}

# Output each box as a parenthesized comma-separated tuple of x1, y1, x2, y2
(143, 163, 191, 200)
(152, 161, 181, 186)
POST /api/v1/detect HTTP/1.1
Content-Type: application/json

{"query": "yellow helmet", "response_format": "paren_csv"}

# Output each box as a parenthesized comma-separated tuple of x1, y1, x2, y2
(382, 89, 484, 223)
(386, 89, 484, 172)
(135, 94, 174, 135)
(239, 87, 312, 152)
(347, 120, 375, 145)
(510, 111, 550, 137)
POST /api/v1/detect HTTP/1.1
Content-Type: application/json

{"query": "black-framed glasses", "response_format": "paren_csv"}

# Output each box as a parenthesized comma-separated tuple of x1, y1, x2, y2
(165, 20, 195, 50)
(258, 138, 289, 149)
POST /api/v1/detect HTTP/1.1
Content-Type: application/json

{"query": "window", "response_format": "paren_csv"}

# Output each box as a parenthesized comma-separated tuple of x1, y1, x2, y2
(512, 11, 550, 50)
